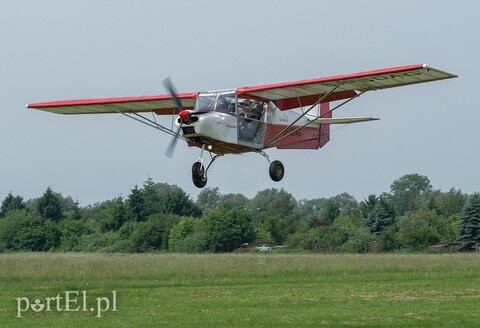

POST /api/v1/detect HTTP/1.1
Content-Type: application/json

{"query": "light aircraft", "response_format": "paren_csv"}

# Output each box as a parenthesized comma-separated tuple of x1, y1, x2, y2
(27, 64, 456, 188)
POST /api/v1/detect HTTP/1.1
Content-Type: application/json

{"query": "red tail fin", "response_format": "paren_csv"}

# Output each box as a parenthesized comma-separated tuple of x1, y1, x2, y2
(319, 102, 331, 148)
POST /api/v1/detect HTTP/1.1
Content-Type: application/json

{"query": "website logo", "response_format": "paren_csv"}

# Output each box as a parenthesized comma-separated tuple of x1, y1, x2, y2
(16, 290, 117, 318)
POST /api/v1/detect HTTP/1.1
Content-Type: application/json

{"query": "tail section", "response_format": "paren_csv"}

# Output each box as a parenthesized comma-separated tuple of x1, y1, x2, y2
(319, 102, 331, 148)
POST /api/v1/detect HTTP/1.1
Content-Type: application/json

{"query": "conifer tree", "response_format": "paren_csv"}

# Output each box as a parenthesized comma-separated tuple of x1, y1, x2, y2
(0, 192, 26, 217)
(128, 185, 145, 222)
(37, 187, 63, 222)
(458, 193, 480, 251)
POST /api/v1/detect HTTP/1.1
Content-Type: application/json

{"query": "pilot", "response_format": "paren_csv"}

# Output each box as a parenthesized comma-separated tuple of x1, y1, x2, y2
(216, 97, 229, 113)
(239, 100, 256, 141)
(239, 100, 253, 119)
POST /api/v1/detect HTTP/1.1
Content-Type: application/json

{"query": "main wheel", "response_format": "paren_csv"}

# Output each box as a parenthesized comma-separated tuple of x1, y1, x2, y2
(193, 175, 207, 188)
(192, 162, 207, 188)
(269, 160, 285, 182)
(192, 162, 205, 179)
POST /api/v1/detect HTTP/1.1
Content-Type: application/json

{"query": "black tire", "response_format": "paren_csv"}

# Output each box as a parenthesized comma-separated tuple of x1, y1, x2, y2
(192, 175, 207, 188)
(192, 162, 207, 188)
(192, 162, 205, 180)
(269, 160, 284, 182)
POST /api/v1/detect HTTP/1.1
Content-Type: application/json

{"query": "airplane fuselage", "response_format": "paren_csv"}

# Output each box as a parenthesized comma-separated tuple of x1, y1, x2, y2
(177, 91, 328, 154)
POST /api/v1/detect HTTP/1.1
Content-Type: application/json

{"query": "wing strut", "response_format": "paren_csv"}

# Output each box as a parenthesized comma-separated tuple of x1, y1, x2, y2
(264, 82, 342, 147)
(266, 90, 367, 147)
(101, 104, 181, 139)
(264, 82, 357, 148)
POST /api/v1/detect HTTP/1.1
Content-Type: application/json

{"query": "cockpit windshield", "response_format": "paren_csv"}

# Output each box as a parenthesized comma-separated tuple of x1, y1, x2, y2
(193, 91, 237, 114)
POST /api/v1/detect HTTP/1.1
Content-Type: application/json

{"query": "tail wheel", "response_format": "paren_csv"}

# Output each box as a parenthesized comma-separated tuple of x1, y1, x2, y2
(192, 162, 207, 188)
(269, 160, 284, 182)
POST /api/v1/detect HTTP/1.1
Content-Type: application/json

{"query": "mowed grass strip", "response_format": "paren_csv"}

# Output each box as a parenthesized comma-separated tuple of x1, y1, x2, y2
(0, 253, 479, 327)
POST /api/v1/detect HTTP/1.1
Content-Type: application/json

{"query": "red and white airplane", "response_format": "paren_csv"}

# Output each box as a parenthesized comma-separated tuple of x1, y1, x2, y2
(27, 64, 456, 188)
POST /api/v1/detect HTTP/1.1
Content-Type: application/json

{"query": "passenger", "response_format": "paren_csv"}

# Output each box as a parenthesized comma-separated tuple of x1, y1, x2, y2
(239, 99, 253, 119)
(239, 100, 256, 141)
(250, 101, 264, 120)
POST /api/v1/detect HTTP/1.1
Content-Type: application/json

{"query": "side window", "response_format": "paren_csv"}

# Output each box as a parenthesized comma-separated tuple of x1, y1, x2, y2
(238, 99, 265, 120)
(238, 99, 266, 143)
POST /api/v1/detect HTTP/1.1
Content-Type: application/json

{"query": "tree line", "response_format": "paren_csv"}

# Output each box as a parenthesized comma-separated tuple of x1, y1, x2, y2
(1, 174, 479, 253)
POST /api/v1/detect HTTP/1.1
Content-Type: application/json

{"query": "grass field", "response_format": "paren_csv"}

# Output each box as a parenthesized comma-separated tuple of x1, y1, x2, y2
(0, 252, 479, 327)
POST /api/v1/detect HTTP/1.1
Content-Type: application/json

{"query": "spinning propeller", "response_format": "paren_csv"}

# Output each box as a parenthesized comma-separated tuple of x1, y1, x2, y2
(163, 77, 190, 158)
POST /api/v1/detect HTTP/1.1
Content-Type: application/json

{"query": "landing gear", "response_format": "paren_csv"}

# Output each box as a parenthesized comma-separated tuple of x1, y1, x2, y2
(269, 160, 285, 182)
(191, 147, 284, 188)
(191, 146, 222, 188)
(256, 150, 285, 182)
(192, 161, 207, 188)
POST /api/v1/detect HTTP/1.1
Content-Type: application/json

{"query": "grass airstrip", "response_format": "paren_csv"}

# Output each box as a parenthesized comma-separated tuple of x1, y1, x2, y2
(0, 252, 479, 327)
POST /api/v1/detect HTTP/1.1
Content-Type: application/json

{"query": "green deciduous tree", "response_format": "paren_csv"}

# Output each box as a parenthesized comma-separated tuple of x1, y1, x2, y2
(331, 193, 359, 217)
(131, 213, 181, 252)
(202, 206, 256, 252)
(294, 198, 325, 226)
(305, 199, 341, 227)
(333, 215, 373, 253)
(296, 195, 354, 228)
(64, 199, 82, 221)
(250, 188, 296, 221)
(142, 180, 201, 218)
(60, 219, 93, 251)
(434, 188, 467, 217)
(219, 193, 249, 209)
(396, 210, 452, 251)
(389, 173, 432, 215)
(196, 187, 221, 213)
(263, 215, 298, 244)
(163, 185, 201, 217)
(0, 210, 60, 251)
(169, 217, 197, 252)
(377, 226, 400, 252)
(297, 225, 348, 252)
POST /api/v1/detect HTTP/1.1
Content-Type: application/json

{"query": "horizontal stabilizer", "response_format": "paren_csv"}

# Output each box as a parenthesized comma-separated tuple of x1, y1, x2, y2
(313, 117, 379, 124)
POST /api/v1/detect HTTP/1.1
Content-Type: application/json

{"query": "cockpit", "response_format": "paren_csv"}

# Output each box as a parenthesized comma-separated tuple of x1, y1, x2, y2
(193, 91, 267, 145)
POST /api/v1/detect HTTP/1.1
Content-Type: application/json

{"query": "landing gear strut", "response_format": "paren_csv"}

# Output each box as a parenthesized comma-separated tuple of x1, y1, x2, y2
(191, 145, 222, 188)
(257, 150, 285, 182)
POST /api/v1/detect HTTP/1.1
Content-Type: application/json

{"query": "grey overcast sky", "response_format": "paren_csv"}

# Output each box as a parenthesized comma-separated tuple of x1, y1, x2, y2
(1, 0, 478, 205)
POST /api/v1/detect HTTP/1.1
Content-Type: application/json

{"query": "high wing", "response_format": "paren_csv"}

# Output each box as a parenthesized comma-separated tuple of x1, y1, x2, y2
(27, 92, 199, 115)
(236, 64, 457, 110)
